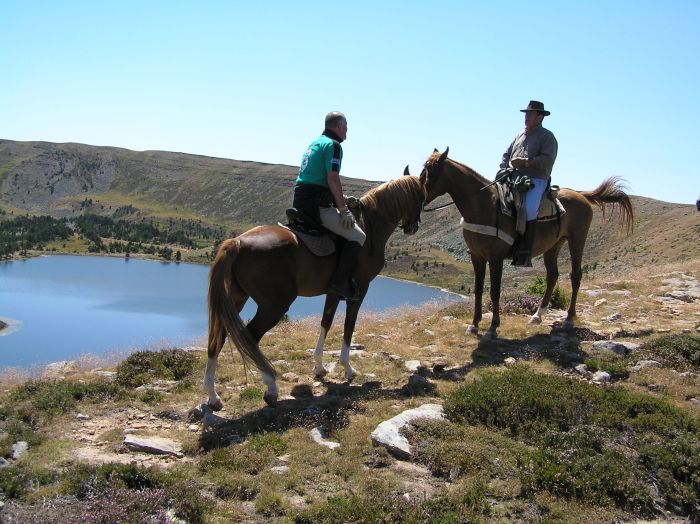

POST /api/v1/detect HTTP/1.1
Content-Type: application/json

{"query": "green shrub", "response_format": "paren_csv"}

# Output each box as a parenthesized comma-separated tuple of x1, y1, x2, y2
(634, 334, 700, 372)
(200, 433, 287, 475)
(240, 386, 264, 401)
(7, 379, 123, 418)
(115, 349, 198, 388)
(138, 388, 164, 405)
(525, 276, 570, 309)
(0, 463, 56, 500)
(584, 356, 630, 380)
(443, 366, 700, 515)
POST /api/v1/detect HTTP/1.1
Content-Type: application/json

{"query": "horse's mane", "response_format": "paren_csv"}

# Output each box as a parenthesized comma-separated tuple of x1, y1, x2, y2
(360, 176, 422, 222)
(424, 151, 491, 186)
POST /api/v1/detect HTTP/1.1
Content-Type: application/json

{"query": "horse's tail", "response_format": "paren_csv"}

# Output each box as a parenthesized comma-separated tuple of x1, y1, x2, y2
(207, 238, 276, 379)
(579, 177, 634, 233)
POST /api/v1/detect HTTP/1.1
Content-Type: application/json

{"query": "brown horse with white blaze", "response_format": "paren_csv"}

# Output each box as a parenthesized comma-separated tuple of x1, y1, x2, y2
(205, 174, 423, 408)
(418, 148, 634, 339)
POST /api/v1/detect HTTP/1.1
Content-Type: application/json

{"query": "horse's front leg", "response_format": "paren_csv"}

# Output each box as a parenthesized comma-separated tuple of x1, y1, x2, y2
(484, 260, 503, 339)
(531, 245, 562, 325)
(314, 294, 341, 378)
(339, 295, 365, 382)
(468, 257, 487, 335)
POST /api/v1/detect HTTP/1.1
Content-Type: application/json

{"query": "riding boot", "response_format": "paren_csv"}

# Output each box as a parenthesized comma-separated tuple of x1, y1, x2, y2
(511, 220, 537, 267)
(328, 241, 363, 300)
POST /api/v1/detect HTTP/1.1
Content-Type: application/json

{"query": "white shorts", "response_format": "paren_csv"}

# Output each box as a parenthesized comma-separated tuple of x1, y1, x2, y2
(319, 206, 367, 245)
(525, 178, 548, 221)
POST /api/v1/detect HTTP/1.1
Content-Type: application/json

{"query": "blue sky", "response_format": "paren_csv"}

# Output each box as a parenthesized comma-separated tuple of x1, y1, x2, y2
(2, 1, 699, 204)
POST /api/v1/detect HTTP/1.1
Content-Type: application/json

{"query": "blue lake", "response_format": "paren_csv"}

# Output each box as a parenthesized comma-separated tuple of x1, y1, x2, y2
(0, 255, 460, 368)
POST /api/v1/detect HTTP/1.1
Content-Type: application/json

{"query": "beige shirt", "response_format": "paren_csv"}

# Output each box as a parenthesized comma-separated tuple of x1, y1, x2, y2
(500, 124, 558, 180)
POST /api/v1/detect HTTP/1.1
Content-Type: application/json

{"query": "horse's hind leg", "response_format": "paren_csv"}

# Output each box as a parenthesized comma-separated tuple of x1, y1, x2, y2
(468, 257, 487, 336)
(204, 297, 248, 411)
(314, 295, 341, 379)
(246, 298, 293, 406)
(530, 241, 563, 325)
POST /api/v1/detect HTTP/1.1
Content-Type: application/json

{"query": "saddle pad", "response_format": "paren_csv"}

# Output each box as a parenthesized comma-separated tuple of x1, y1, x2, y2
(495, 181, 566, 220)
(277, 223, 336, 257)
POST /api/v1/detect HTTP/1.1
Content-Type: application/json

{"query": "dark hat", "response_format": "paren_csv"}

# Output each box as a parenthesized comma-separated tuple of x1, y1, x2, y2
(520, 100, 550, 116)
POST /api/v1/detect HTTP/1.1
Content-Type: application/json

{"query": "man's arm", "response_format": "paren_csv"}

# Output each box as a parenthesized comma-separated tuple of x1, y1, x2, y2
(327, 170, 346, 209)
(529, 132, 558, 171)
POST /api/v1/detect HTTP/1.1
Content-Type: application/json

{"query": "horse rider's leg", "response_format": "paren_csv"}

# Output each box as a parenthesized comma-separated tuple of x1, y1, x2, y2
(340, 293, 365, 382)
(246, 299, 293, 406)
(565, 237, 586, 330)
(531, 243, 563, 324)
(484, 259, 503, 339)
(468, 257, 487, 335)
(314, 295, 341, 378)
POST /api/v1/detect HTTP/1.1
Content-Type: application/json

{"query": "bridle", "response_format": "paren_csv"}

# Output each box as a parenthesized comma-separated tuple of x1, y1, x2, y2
(421, 164, 508, 212)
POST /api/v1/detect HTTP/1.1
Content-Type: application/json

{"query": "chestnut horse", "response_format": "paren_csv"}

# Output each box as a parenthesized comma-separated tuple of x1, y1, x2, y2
(419, 148, 633, 339)
(205, 174, 423, 407)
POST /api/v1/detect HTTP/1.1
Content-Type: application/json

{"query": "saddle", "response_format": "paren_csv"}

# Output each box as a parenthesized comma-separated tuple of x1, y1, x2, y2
(494, 169, 566, 234)
(279, 208, 338, 257)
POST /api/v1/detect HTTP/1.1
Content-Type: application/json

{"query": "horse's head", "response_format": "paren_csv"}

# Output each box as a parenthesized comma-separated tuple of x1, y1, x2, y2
(361, 173, 424, 236)
(418, 147, 450, 205)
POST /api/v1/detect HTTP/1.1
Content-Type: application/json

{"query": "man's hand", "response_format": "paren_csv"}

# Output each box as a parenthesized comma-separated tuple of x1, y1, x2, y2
(339, 207, 355, 229)
(510, 157, 528, 169)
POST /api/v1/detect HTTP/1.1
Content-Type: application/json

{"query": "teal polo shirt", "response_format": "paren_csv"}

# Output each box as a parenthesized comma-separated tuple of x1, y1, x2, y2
(295, 134, 342, 188)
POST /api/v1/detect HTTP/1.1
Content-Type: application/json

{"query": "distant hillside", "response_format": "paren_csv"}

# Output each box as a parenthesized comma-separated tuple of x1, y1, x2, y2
(2, 139, 698, 277)
(0, 139, 375, 227)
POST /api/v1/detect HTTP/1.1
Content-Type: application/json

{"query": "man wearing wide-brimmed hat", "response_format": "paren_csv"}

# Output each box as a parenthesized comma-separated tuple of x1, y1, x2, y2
(500, 100, 558, 266)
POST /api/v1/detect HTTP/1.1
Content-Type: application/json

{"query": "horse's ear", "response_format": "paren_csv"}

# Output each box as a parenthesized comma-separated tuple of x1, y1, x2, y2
(403, 165, 410, 177)
(433, 148, 439, 153)
(438, 147, 449, 165)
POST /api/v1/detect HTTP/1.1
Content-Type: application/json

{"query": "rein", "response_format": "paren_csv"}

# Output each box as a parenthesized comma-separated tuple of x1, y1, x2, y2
(422, 168, 508, 212)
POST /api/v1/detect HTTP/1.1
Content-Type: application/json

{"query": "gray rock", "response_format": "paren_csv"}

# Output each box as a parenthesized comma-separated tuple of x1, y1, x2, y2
(42, 360, 78, 378)
(404, 360, 421, 372)
(594, 298, 608, 307)
(0, 457, 10, 468)
(504, 357, 517, 367)
(632, 360, 663, 372)
(592, 370, 612, 383)
(11, 441, 29, 460)
(574, 364, 592, 377)
(309, 427, 340, 450)
(592, 340, 640, 356)
(371, 404, 445, 459)
(123, 435, 183, 457)
(270, 465, 289, 474)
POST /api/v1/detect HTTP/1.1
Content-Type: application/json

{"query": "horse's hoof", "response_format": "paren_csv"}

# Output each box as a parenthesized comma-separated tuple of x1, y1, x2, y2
(482, 331, 496, 341)
(314, 366, 328, 379)
(562, 320, 575, 331)
(466, 325, 479, 335)
(346, 369, 357, 383)
(263, 392, 278, 407)
(208, 398, 224, 412)
(529, 315, 542, 325)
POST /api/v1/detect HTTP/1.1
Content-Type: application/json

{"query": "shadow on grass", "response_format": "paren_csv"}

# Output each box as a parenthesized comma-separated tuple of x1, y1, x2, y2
(198, 377, 436, 451)
(431, 325, 608, 381)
